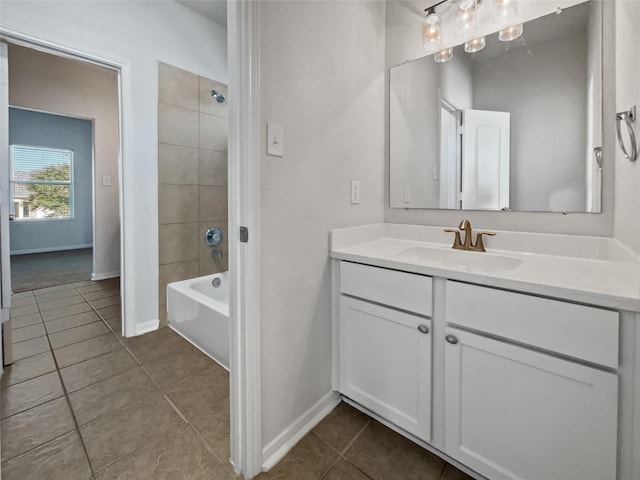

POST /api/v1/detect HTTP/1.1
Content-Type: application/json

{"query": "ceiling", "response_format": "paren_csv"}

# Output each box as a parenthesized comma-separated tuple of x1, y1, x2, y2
(177, 0, 227, 26)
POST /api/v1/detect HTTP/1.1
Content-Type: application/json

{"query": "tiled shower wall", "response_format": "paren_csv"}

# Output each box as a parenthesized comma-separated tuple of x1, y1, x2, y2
(157, 62, 228, 326)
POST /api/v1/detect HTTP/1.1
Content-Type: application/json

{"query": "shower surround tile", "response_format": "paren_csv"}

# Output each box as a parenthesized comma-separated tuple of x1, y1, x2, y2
(199, 113, 228, 152)
(198, 149, 228, 186)
(159, 222, 199, 265)
(158, 103, 199, 148)
(158, 184, 199, 224)
(158, 143, 199, 185)
(158, 260, 199, 304)
(198, 186, 228, 222)
(158, 62, 199, 111)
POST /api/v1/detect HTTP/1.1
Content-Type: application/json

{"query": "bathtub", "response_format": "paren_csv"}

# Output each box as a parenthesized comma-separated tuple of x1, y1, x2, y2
(167, 272, 229, 370)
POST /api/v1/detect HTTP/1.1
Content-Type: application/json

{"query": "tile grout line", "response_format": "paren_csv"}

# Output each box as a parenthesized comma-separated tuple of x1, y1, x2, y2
(33, 285, 98, 478)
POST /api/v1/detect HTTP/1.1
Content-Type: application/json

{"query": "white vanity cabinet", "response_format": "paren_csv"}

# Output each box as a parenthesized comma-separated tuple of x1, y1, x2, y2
(338, 262, 433, 441)
(443, 281, 620, 480)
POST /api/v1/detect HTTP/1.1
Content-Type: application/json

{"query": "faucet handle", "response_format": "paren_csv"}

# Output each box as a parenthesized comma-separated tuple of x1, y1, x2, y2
(473, 231, 496, 252)
(444, 228, 463, 249)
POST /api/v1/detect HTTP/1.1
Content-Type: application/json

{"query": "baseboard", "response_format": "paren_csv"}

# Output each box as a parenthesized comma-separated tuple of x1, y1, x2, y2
(10, 243, 92, 255)
(135, 319, 159, 336)
(261, 391, 341, 472)
(91, 271, 120, 281)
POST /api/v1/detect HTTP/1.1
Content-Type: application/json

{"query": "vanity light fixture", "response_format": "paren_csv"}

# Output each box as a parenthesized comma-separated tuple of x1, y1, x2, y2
(464, 36, 486, 52)
(434, 48, 454, 63)
(423, 8, 443, 51)
(423, 0, 522, 62)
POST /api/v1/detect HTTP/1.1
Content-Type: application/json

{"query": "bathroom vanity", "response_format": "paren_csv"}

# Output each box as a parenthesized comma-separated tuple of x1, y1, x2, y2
(330, 223, 640, 480)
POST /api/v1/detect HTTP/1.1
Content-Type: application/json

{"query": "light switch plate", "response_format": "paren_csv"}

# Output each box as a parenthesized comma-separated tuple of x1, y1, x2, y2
(267, 122, 284, 157)
(102, 176, 112, 187)
(350, 180, 360, 204)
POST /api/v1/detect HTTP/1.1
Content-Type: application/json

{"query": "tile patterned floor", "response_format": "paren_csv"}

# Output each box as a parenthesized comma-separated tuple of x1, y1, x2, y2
(2, 279, 473, 480)
(1, 279, 233, 480)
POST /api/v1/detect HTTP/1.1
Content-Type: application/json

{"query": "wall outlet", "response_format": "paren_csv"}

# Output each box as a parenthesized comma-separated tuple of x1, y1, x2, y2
(350, 180, 360, 204)
(267, 122, 284, 157)
(404, 184, 410, 203)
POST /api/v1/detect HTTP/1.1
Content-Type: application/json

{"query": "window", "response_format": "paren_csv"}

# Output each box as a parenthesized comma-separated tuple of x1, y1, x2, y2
(10, 145, 74, 220)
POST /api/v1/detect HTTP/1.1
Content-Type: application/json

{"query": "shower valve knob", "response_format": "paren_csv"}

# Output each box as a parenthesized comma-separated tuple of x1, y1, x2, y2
(205, 227, 223, 246)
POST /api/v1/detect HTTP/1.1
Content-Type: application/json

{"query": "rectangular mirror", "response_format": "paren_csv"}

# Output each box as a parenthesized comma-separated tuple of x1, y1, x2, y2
(390, 0, 602, 212)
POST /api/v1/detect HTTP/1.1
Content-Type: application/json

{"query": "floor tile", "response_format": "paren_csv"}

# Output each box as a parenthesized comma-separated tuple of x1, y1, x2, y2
(41, 302, 93, 322)
(1, 371, 64, 418)
(9, 303, 39, 318)
(54, 333, 122, 368)
(69, 367, 156, 426)
(1, 430, 92, 480)
(97, 305, 121, 320)
(77, 282, 118, 295)
(121, 327, 189, 365)
(37, 294, 87, 312)
(143, 344, 215, 387)
(94, 424, 226, 479)
(44, 311, 101, 334)
(80, 392, 183, 472)
(11, 322, 46, 343)
(324, 459, 373, 480)
(11, 291, 34, 300)
(312, 402, 369, 454)
(12, 336, 50, 361)
(256, 433, 338, 480)
(60, 348, 138, 393)
(49, 321, 110, 349)
(33, 283, 76, 295)
(345, 421, 445, 480)
(440, 465, 476, 480)
(89, 295, 121, 310)
(189, 396, 230, 462)
(163, 364, 229, 419)
(10, 296, 36, 308)
(10, 313, 42, 329)
(1, 397, 75, 461)
(1, 351, 57, 389)
(82, 287, 120, 302)
(36, 288, 83, 304)
(103, 315, 121, 333)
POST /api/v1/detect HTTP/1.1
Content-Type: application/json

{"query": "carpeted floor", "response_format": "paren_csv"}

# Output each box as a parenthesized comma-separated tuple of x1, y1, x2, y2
(10, 248, 93, 292)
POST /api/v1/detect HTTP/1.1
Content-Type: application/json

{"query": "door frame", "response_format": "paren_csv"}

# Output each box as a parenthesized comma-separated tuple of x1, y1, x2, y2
(227, 1, 263, 477)
(0, 27, 133, 338)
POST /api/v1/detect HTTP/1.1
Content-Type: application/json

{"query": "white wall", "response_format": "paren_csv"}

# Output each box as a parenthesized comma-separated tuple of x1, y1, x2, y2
(8, 45, 118, 273)
(0, 1, 227, 333)
(614, 0, 640, 253)
(384, 0, 615, 236)
(258, 0, 385, 452)
(473, 32, 588, 212)
(9, 108, 94, 254)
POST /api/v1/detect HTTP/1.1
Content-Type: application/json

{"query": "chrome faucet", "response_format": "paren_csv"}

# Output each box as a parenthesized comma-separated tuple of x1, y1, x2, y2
(444, 219, 496, 252)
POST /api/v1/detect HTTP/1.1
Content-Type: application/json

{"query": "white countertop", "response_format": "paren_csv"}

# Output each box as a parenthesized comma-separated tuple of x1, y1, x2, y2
(330, 224, 640, 311)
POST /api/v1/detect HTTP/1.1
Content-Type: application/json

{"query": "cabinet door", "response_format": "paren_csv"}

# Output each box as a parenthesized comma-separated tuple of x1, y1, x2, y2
(339, 296, 432, 441)
(444, 327, 618, 480)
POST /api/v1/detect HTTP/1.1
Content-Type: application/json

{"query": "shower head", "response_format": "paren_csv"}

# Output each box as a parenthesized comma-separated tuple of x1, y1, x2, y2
(210, 89, 226, 103)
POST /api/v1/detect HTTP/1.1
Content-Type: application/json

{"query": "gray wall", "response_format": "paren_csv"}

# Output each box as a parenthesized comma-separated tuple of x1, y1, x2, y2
(9, 108, 93, 254)
(473, 32, 588, 212)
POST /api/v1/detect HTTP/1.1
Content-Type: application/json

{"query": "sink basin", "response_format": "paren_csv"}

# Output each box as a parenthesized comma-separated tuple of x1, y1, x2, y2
(397, 246, 523, 272)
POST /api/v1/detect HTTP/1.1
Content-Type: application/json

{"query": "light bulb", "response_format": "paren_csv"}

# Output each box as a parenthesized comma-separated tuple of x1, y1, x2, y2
(499, 23, 523, 41)
(423, 13, 442, 52)
(494, 0, 519, 25)
(434, 48, 454, 63)
(464, 36, 486, 53)
(456, 0, 477, 36)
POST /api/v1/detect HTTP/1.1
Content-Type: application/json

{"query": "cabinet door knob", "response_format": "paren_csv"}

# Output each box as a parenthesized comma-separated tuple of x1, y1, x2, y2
(445, 334, 459, 344)
(417, 324, 430, 334)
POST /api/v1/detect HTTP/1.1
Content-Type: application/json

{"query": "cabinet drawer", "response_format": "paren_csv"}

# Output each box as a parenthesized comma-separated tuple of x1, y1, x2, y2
(340, 262, 432, 316)
(445, 281, 619, 368)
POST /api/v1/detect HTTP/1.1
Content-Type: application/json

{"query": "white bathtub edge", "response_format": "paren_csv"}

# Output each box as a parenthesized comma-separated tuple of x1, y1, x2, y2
(261, 391, 341, 472)
(135, 319, 159, 336)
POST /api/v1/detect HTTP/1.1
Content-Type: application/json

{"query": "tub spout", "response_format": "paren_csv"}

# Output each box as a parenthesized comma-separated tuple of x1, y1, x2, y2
(211, 250, 223, 260)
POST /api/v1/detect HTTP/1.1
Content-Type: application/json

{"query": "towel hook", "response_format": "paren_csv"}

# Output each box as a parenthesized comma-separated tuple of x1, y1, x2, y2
(616, 105, 637, 162)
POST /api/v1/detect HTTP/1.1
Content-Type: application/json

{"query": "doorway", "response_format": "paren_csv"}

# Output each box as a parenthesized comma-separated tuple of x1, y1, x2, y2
(0, 42, 123, 364)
